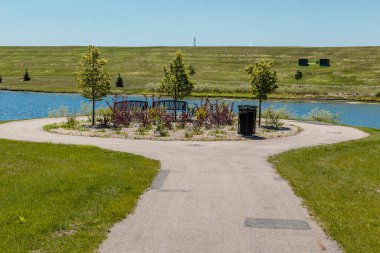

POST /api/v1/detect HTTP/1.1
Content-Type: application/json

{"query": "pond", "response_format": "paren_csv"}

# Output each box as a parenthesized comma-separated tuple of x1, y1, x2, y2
(0, 90, 379, 129)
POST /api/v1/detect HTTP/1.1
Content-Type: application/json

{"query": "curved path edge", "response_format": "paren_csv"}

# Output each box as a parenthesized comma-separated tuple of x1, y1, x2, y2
(0, 119, 368, 253)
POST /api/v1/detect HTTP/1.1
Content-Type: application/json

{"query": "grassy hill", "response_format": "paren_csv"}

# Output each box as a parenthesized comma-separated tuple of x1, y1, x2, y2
(0, 46, 380, 101)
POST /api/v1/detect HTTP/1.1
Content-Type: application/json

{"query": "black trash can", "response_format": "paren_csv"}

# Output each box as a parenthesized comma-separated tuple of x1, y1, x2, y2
(238, 105, 258, 135)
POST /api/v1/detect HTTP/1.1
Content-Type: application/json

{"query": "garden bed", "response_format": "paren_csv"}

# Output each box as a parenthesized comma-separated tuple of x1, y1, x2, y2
(45, 120, 301, 141)
(46, 97, 303, 141)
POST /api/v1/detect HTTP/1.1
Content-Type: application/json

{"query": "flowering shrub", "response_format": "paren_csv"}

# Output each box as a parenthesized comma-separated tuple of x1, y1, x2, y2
(208, 100, 234, 128)
(193, 98, 235, 129)
(111, 107, 133, 127)
(147, 107, 173, 129)
(107, 96, 234, 132)
(178, 112, 190, 128)
(133, 108, 151, 128)
(108, 96, 133, 127)
(194, 106, 208, 128)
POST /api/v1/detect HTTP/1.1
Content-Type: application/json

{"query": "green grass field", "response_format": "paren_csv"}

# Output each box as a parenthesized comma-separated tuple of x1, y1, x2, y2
(1, 46, 380, 101)
(0, 138, 159, 252)
(269, 128, 380, 253)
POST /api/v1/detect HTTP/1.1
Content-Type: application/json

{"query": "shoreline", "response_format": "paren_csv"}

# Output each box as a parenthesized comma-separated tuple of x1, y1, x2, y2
(1, 87, 380, 104)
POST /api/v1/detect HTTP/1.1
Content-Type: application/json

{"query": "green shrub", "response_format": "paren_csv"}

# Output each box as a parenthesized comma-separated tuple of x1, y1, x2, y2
(305, 108, 341, 124)
(262, 107, 285, 129)
(375, 92, 380, 98)
(192, 128, 203, 135)
(96, 106, 112, 126)
(43, 123, 60, 131)
(65, 114, 79, 129)
(136, 127, 149, 135)
(154, 119, 169, 137)
(184, 130, 193, 138)
(213, 129, 226, 135)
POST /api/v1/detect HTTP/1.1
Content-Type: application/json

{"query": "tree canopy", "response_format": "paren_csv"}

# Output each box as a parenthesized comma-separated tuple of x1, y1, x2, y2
(159, 50, 195, 119)
(245, 60, 278, 125)
(77, 45, 111, 125)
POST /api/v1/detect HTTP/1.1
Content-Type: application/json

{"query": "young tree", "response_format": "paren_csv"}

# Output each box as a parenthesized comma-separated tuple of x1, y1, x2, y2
(245, 60, 278, 126)
(77, 45, 111, 126)
(295, 70, 303, 84)
(115, 73, 124, 88)
(159, 50, 195, 120)
(23, 69, 31, 81)
(0, 76, 2, 83)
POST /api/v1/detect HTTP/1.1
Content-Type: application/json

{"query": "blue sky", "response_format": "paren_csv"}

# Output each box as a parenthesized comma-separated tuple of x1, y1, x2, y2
(1, 0, 379, 46)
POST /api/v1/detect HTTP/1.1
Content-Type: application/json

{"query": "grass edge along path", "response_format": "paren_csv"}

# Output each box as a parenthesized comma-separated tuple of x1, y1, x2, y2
(0, 138, 159, 252)
(269, 128, 380, 253)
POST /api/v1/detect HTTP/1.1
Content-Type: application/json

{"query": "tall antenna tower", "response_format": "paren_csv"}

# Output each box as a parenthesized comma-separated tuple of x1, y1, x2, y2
(193, 36, 197, 47)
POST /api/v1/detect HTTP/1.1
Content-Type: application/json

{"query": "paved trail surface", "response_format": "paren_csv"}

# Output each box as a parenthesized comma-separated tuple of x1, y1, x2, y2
(0, 119, 368, 253)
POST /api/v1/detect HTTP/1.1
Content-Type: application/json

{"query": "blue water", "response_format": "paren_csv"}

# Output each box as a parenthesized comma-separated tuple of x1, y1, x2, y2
(1, 90, 379, 129)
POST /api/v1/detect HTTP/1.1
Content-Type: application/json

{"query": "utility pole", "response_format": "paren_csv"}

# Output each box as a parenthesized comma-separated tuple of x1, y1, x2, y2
(193, 36, 197, 47)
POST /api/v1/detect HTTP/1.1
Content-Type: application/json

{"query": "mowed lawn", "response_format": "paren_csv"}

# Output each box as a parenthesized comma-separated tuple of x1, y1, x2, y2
(0, 137, 159, 252)
(1, 46, 380, 100)
(269, 128, 380, 253)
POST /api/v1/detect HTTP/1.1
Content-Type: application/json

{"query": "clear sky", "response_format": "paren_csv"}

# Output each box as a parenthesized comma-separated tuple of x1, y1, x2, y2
(1, 0, 379, 47)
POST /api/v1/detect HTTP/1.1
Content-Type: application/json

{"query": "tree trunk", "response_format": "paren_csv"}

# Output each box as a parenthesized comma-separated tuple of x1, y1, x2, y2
(174, 97, 177, 122)
(258, 99, 262, 126)
(92, 98, 96, 126)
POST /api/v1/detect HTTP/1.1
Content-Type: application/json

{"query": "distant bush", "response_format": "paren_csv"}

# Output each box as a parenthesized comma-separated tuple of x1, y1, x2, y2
(295, 70, 303, 83)
(115, 73, 124, 88)
(0, 76, 2, 83)
(305, 108, 341, 124)
(80, 102, 91, 116)
(272, 106, 296, 120)
(375, 92, 380, 98)
(48, 105, 69, 118)
(23, 69, 31, 81)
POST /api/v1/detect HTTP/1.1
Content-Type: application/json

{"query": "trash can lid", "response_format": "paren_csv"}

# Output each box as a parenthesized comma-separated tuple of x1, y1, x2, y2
(238, 105, 258, 111)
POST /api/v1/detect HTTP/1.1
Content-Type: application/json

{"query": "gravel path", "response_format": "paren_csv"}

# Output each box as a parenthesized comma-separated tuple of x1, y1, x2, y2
(0, 118, 368, 253)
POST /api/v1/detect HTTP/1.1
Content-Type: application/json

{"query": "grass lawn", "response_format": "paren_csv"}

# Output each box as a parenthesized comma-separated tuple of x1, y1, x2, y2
(269, 128, 380, 253)
(0, 138, 159, 252)
(1, 46, 380, 101)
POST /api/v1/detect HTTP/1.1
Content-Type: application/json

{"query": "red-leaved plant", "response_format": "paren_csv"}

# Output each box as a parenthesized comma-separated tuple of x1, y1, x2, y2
(108, 95, 133, 127)
(192, 98, 234, 128)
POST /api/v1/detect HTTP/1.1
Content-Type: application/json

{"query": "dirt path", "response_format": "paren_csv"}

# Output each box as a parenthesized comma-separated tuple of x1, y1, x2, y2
(0, 119, 368, 253)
